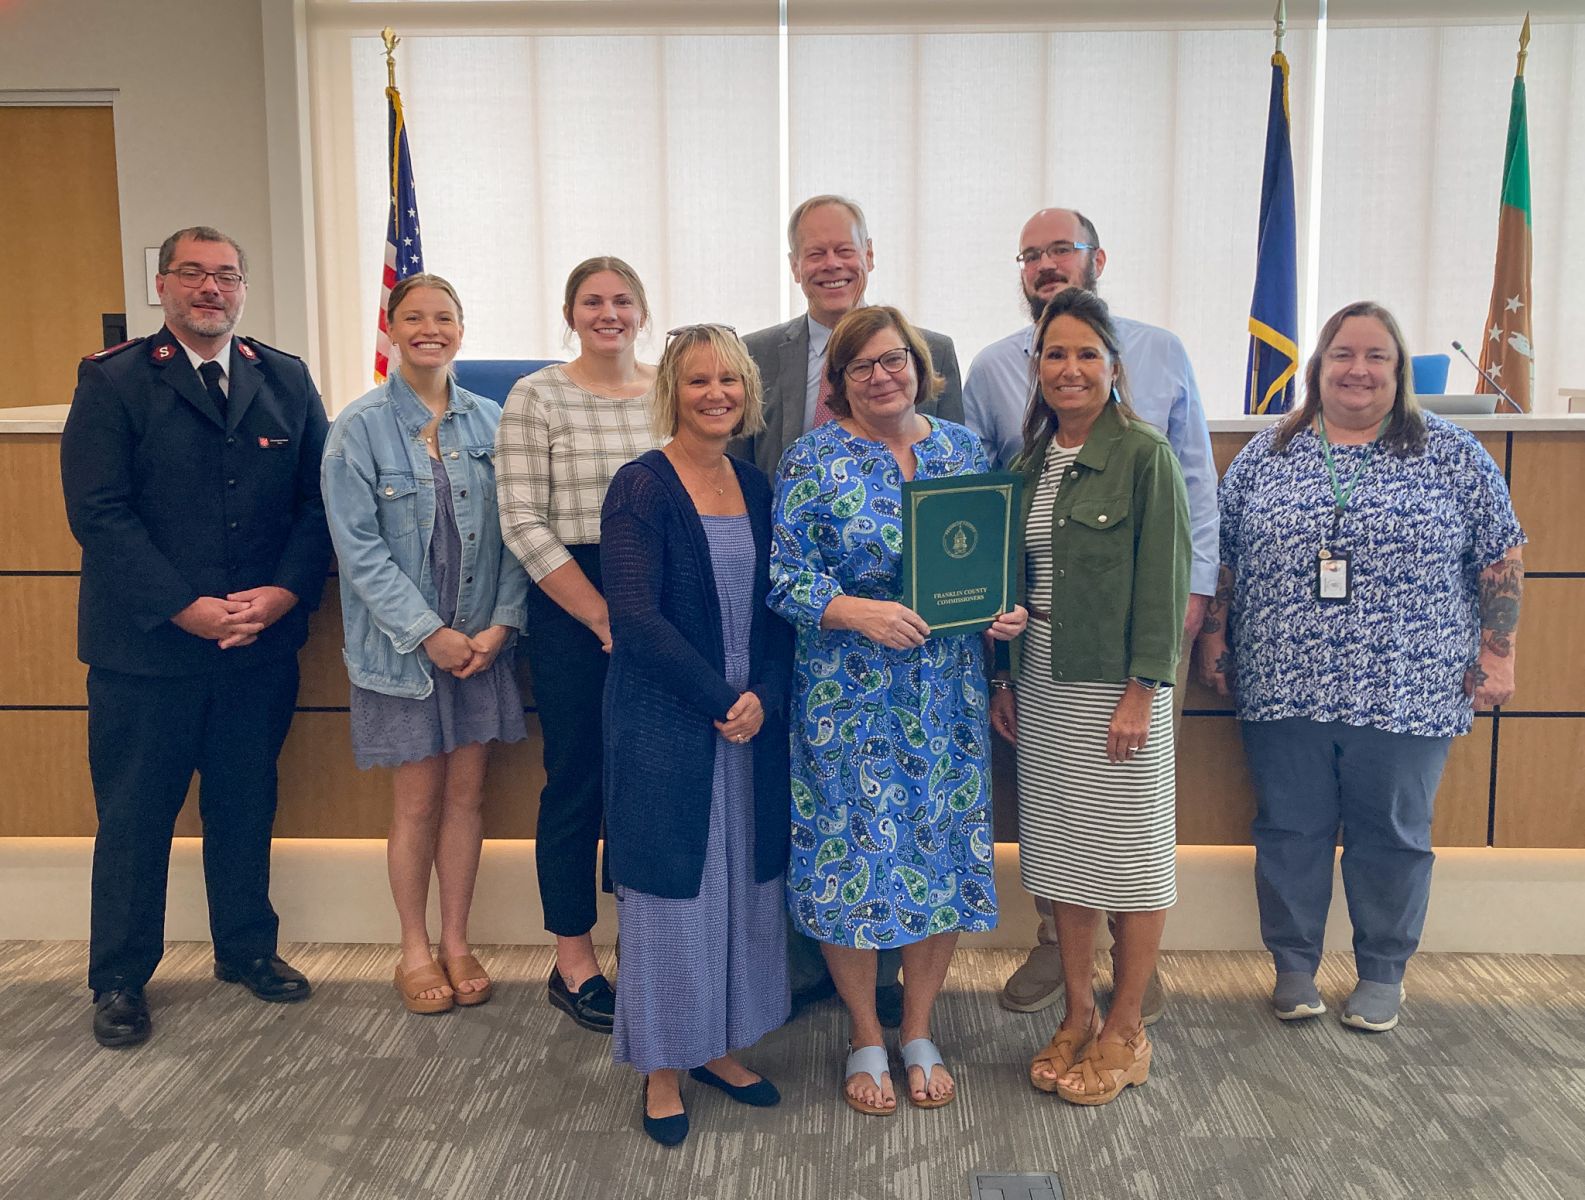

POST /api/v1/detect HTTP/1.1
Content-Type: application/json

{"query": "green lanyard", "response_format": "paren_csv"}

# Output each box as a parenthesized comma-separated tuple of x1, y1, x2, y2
(1316, 413, 1389, 544)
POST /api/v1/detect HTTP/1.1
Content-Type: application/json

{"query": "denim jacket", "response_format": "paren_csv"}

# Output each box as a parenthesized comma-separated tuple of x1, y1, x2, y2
(322, 372, 529, 698)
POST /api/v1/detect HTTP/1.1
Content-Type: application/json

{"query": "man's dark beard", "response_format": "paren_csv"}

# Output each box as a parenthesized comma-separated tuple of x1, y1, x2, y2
(1023, 255, 1100, 322)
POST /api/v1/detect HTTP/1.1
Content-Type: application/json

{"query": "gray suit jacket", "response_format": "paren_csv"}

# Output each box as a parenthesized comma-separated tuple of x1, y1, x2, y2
(734, 315, 964, 478)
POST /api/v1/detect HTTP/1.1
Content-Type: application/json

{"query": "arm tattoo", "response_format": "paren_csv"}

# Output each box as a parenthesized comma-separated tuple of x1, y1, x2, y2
(1201, 564, 1235, 638)
(1477, 555, 1524, 653)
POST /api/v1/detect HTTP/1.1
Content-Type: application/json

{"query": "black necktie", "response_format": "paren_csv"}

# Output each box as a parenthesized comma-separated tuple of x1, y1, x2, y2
(199, 360, 228, 422)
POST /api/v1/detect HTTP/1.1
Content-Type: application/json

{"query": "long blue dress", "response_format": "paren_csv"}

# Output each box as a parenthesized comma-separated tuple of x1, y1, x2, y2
(768, 417, 997, 949)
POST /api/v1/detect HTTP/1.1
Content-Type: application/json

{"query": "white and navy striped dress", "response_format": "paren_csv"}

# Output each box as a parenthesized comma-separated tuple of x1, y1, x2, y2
(1015, 440, 1177, 911)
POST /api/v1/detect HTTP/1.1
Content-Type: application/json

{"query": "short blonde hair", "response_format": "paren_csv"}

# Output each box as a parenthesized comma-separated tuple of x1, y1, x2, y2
(651, 325, 765, 440)
(824, 306, 944, 419)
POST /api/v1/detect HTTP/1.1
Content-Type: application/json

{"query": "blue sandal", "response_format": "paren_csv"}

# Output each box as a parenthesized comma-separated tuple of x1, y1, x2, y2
(843, 1044, 895, 1116)
(901, 1037, 954, 1109)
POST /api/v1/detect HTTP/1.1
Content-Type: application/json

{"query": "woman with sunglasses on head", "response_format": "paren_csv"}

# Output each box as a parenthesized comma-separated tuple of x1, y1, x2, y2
(600, 324, 793, 1145)
(322, 273, 529, 1014)
(496, 257, 662, 1033)
(769, 306, 1026, 1116)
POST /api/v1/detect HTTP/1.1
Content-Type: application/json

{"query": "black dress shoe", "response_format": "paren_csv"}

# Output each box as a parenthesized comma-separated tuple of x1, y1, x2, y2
(876, 982, 904, 1030)
(547, 967, 615, 1033)
(689, 1065, 780, 1107)
(787, 976, 837, 1022)
(93, 987, 151, 1048)
(215, 955, 312, 1003)
(642, 1079, 688, 1147)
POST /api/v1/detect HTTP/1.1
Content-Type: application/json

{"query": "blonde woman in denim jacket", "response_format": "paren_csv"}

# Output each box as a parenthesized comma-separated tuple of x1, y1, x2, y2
(322, 275, 529, 1014)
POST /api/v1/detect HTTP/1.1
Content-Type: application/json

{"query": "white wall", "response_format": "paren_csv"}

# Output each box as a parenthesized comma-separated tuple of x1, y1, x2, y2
(0, 0, 279, 344)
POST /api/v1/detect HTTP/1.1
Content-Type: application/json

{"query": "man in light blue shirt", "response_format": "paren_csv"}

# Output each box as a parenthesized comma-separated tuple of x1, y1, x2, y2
(963, 207, 1218, 1022)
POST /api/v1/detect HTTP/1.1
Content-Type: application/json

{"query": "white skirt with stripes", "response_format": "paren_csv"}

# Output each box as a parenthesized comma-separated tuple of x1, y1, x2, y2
(1015, 619, 1177, 912)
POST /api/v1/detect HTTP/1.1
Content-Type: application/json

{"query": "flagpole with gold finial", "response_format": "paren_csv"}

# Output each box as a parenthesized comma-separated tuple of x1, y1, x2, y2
(1516, 12, 1530, 78)
(382, 26, 400, 90)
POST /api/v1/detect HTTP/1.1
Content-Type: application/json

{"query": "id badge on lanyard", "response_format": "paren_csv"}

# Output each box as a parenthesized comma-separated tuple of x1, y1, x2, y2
(1314, 415, 1388, 605)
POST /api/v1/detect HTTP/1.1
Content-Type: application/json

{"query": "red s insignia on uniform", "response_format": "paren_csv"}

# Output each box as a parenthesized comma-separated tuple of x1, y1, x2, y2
(153, 344, 176, 361)
(237, 341, 259, 361)
(259, 437, 271, 448)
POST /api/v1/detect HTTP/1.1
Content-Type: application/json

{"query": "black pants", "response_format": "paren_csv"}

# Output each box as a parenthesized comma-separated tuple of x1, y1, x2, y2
(86, 657, 300, 993)
(522, 543, 610, 937)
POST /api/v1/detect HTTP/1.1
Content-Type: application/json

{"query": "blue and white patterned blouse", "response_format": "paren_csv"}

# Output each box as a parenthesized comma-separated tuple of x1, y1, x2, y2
(1219, 414, 1524, 737)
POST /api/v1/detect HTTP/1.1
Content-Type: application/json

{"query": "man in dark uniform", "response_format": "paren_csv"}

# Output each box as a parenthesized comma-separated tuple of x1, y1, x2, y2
(60, 226, 332, 1048)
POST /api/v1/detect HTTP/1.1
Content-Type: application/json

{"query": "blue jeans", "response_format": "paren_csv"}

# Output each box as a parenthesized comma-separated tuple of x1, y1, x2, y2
(1241, 718, 1451, 985)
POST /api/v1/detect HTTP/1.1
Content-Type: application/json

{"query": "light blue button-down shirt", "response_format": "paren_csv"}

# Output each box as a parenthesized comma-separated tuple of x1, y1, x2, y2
(962, 316, 1220, 595)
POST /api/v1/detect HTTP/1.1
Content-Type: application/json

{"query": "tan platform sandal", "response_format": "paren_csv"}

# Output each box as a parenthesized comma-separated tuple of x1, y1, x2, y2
(1029, 1010, 1100, 1093)
(439, 953, 493, 1007)
(1055, 1027, 1151, 1106)
(394, 960, 454, 1015)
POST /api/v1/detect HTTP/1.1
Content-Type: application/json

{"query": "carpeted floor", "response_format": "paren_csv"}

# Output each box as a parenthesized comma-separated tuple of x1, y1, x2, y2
(1, 942, 1582, 1200)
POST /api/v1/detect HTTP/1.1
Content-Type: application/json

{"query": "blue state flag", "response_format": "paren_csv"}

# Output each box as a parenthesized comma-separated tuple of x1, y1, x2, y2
(1246, 51, 1299, 415)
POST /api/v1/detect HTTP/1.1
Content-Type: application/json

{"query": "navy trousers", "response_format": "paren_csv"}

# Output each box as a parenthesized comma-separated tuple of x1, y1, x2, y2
(86, 657, 300, 993)
(522, 542, 610, 938)
(1241, 717, 1451, 985)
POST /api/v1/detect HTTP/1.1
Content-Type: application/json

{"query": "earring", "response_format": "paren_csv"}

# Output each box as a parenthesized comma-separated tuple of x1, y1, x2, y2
(1110, 384, 1122, 406)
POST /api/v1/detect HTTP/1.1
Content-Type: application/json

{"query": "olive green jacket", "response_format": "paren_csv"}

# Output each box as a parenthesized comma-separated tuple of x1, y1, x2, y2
(1004, 401, 1190, 685)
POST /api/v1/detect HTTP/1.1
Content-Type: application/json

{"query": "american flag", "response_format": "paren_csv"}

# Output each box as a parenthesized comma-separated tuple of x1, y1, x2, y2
(373, 83, 423, 382)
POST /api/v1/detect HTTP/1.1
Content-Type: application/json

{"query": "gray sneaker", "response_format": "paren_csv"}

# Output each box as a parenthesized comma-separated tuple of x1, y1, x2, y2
(1271, 972, 1326, 1021)
(1340, 980, 1405, 1032)
(1000, 943, 1066, 1012)
(1139, 967, 1167, 1027)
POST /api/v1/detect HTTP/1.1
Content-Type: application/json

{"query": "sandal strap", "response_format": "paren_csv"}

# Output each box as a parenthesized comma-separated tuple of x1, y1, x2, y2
(396, 961, 450, 995)
(900, 1038, 944, 1080)
(1031, 1027, 1088, 1070)
(440, 954, 489, 986)
(845, 1044, 890, 1091)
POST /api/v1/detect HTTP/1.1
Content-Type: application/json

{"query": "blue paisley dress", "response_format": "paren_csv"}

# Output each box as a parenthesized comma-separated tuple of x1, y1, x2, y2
(768, 417, 998, 949)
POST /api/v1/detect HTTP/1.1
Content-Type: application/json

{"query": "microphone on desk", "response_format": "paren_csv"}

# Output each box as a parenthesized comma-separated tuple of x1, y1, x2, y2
(1451, 340, 1524, 413)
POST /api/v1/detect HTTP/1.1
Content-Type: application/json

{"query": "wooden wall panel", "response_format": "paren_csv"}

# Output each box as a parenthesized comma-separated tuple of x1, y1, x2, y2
(1, 574, 86, 705)
(1494, 719, 1585, 848)
(1509, 432, 1585, 572)
(1505, 578, 1585, 713)
(0, 711, 96, 836)
(1176, 716, 1256, 845)
(0, 436, 79, 571)
(1433, 717, 1493, 848)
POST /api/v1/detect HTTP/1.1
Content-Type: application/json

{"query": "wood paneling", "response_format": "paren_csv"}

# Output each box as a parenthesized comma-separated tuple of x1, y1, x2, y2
(1433, 717, 1493, 848)
(297, 588, 351, 708)
(1494, 718, 1585, 848)
(0, 107, 124, 408)
(0, 711, 96, 835)
(1510, 432, 1585, 572)
(0, 436, 79, 571)
(1475, 433, 1507, 475)
(1176, 716, 1256, 844)
(0, 574, 86, 705)
(1505, 578, 1585, 713)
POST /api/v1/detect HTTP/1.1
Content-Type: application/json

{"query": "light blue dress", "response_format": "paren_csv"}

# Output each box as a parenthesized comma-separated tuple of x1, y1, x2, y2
(768, 418, 998, 949)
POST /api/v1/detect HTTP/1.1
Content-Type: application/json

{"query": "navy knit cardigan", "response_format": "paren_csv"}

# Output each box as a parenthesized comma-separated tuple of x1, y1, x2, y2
(599, 449, 793, 899)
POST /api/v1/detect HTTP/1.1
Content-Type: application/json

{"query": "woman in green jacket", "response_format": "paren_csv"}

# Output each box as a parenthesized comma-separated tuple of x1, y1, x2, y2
(989, 287, 1189, 1107)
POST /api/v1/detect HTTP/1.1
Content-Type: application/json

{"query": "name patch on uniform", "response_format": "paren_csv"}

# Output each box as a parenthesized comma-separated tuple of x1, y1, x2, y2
(258, 436, 291, 449)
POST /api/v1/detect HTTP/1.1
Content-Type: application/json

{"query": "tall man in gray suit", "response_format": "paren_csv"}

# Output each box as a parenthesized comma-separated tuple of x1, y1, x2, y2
(738, 194, 963, 1025)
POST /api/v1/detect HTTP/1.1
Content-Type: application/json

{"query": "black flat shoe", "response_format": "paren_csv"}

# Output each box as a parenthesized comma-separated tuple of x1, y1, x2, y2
(642, 1079, 688, 1147)
(93, 986, 151, 1048)
(215, 955, 312, 1003)
(688, 1065, 780, 1107)
(547, 967, 615, 1033)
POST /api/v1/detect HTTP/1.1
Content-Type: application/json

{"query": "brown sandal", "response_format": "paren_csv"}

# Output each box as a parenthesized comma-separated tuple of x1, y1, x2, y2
(395, 960, 454, 1014)
(1055, 1027, 1151, 1106)
(1029, 1010, 1099, 1093)
(439, 953, 493, 1006)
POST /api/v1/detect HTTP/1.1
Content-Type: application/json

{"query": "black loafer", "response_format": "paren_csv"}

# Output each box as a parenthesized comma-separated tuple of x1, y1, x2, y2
(787, 976, 836, 1023)
(875, 983, 904, 1030)
(642, 1079, 688, 1147)
(547, 967, 615, 1033)
(215, 955, 312, 1003)
(93, 986, 151, 1048)
(688, 1065, 780, 1107)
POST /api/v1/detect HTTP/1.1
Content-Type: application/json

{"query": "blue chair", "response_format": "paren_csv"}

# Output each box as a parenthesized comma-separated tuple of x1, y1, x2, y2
(1410, 353, 1449, 396)
(453, 359, 561, 406)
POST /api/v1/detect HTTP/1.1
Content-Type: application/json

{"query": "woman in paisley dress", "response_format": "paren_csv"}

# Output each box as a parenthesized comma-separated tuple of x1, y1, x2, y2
(769, 306, 1026, 1115)
(1199, 301, 1525, 1035)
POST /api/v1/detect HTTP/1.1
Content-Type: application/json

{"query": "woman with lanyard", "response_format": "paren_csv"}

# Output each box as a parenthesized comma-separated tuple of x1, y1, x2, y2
(1198, 301, 1524, 1034)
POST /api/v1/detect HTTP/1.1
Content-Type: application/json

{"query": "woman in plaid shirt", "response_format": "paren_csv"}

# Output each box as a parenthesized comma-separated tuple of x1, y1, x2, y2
(497, 256, 662, 1033)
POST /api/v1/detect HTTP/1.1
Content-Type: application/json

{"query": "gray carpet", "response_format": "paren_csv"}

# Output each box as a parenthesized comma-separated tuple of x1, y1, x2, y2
(1, 942, 1582, 1200)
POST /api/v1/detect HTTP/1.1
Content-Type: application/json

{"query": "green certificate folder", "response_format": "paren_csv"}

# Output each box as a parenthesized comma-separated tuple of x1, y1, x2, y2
(901, 472, 1023, 634)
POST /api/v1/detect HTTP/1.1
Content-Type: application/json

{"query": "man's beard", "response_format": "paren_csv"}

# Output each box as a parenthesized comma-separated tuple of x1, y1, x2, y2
(1023, 256, 1100, 322)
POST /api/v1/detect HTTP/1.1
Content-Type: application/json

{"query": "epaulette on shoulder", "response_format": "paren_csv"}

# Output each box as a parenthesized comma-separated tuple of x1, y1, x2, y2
(83, 337, 146, 362)
(236, 336, 304, 363)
